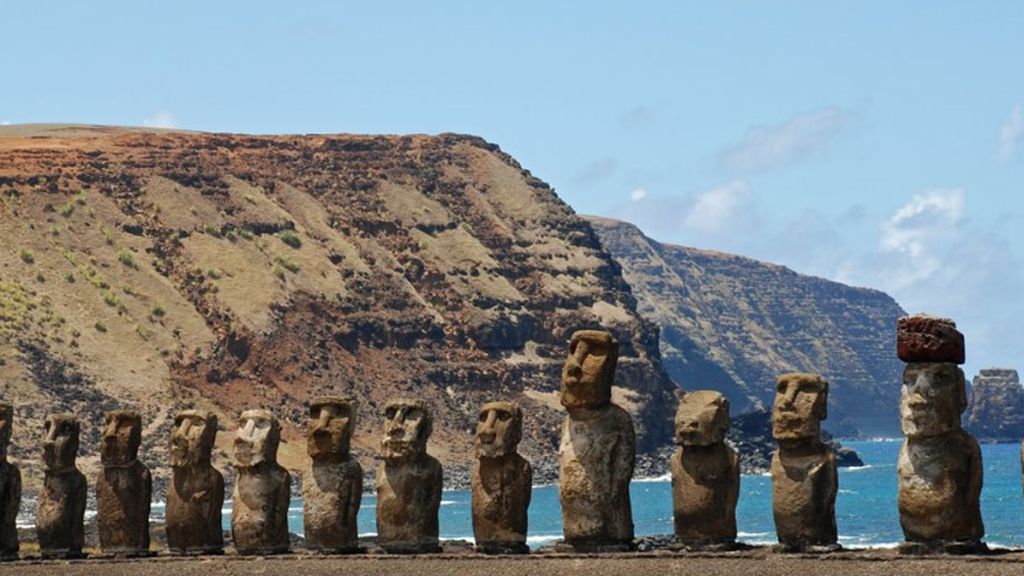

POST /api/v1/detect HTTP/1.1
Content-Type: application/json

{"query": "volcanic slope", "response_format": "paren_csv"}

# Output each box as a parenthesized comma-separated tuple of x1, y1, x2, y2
(0, 124, 677, 490)
(587, 216, 905, 437)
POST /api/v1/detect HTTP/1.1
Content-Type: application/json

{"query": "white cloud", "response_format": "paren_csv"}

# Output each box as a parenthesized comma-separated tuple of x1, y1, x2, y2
(719, 108, 849, 174)
(684, 180, 751, 234)
(630, 188, 647, 202)
(998, 104, 1023, 162)
(142, 111, 176, 129)
(1, 121, 9, 126)
(877, 188, 965, 290)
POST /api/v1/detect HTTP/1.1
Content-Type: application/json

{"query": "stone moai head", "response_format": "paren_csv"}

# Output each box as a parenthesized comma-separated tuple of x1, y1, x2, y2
(170, 409, 218, 468)
(308, 397, 357, 461)
(101, 410, 142, 466)
(42, 413, 79, 472)
(900, 363, 967, 438)
(233, 409, 281, 468)
(0, 403, 12, 459)
(381, 398, 432, 462)
(675, 390, 730, 447)
(560, 330, 619, 412)
(476, 401, 523, 459)
(772, 373, 828, 442)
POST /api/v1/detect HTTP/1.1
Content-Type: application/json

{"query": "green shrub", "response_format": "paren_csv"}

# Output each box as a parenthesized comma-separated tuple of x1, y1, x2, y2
(279, 230, 302, 248)
(117, 248, 137, 269)
(150, 304, 166, 318)
(19, 249, 34, 264)
(74, 192, 87, 206)
(274, 255, 300, 273)
(60, 203, 74, 218)
(94, 321, 107, 333)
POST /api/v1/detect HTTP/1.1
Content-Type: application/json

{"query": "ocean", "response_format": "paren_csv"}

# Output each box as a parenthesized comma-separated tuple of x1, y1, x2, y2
(149, 439, 1024, 549)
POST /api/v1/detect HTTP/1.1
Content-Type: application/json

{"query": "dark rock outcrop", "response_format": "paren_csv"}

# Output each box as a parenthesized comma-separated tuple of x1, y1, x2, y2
(965, 368, 1024, 443)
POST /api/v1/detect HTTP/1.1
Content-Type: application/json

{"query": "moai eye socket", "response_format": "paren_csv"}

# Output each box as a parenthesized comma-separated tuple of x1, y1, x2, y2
(479, 411, 489, 423)
(385, 407, 397, 420)
(406, 408, 424, 422)
(497, 410, 511, 422)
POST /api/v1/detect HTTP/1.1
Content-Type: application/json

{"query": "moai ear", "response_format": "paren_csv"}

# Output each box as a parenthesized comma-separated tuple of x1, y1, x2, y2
(816, 381, 829, 422)
(957, 369, 968, 414)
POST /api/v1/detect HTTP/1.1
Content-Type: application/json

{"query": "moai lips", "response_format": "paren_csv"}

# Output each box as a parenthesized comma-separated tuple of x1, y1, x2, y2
(770, 373, 838, 552)
(166, 409, 224, 555)
(671, 391, 739, 548)
(37, 414, 87, 559)
(557, 330, 636, 552)
(897, 315, 965, 364)
(96, 410, 152, 557)
(304, 397, 363, 554)
(0, 405, 20, 561)
(472, 401, 531, 554)
(231, 409, 291, 555)
(376, 398, 442, 554)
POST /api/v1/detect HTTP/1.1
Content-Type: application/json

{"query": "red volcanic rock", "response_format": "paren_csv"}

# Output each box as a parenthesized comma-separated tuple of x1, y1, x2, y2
(897, 315, 965, 364)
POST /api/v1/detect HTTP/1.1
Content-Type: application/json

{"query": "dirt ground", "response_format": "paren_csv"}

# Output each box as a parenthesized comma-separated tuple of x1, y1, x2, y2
(3, 549, 1024, 576)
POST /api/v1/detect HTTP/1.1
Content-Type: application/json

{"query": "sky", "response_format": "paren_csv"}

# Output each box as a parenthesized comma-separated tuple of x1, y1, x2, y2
(2, 1, 1023, 378)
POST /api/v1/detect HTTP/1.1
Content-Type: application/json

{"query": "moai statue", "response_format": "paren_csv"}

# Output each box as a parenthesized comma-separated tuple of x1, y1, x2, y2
(771, 373, 838, 552)
(896, 315, 985, 554)
(671, 390, 739, 549)
(304, 397, 363, 554)
(231, 409, 291, 555)
(37, 414, 87, 559)
(166, 409, 224, 555)
(0, 404, 20, 561)
(376, 398, 442, 554)
(96, 410, 152, 556)
(472, 401, 532, 554)
(557, 330, 635, 552)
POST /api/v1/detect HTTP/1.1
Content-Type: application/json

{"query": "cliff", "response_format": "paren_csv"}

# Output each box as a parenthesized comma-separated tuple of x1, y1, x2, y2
(586, 216, 906, 437)
(0, 124, 677, 491)
(965, 368, 1024, 443)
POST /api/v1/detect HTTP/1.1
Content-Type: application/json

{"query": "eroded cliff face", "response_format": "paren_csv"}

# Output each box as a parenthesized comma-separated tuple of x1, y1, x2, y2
(0, 125, 676, 491)
(587, 216, 905, 437)
(965, 368, 1024, 443)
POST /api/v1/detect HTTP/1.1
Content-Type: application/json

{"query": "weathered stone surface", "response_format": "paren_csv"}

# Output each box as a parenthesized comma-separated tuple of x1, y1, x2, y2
(558, 330, 635, 552)
(897, 315, 965, 365)
(96, 410, 152, 556)
(898, 362, 984, 549)
(672, 391, 738, 547)
(376, 398, 442, 554)
(472, 401, 531, 554)
(0, 404, 20, 561)
(231, 409, 290, 555)
(965, 368, 1024, 442)
(770, 373, 838, 551)
(166, 409, 224, 555)
(304, 397, 363, 554)
(37, 413, 87, 559)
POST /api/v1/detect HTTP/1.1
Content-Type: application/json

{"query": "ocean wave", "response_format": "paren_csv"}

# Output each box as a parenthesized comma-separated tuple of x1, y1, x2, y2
(633, 473, 671, 483)
(841, 464, 874, 472)
(526, 534, 562, 546)
(736, 531, 771, 538)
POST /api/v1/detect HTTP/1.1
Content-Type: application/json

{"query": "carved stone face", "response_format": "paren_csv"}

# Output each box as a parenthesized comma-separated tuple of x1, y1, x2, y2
(42, 413, 79, 472)
(101, 410, 142, 466)
(561, 330, 619, 411)
(772, 373, 828, 441)
(233, 409, 280, 468)
(308, 397, 356, 461)
(476, 401, 522, 458)
(0, 404, 12, 459)
(381, 399, 431, 462)
(675, 390, 730, 447)
(171, 409, 218, 468)
(900, 363, 966, 438)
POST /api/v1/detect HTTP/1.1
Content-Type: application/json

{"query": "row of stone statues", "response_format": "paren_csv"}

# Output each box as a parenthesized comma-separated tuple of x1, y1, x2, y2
(0, 320, 993, 558)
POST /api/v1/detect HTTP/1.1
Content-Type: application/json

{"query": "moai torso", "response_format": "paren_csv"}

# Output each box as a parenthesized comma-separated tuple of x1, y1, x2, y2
(231, 409, 291, 555)
(472, 401, 532, 553)
(671, 391, 739, 546)
(0, 405, 21, 560)
(376, 399, 442, 553)
(303, 397, 363, 553)
(897, 358, 983, 543)
(96, 410, 152, 555)
(770, 373, 838, 550)
(558, 330, 635, 549)
(37, 414, 86, 558)
(166, 410, 224, 555)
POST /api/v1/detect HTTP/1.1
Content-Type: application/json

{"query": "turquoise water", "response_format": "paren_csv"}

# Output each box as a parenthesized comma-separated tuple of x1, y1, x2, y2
(152, 440, 1024, 549)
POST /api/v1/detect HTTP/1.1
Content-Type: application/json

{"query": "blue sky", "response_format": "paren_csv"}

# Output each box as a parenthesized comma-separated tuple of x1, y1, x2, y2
(3, 2, 1023, 377)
